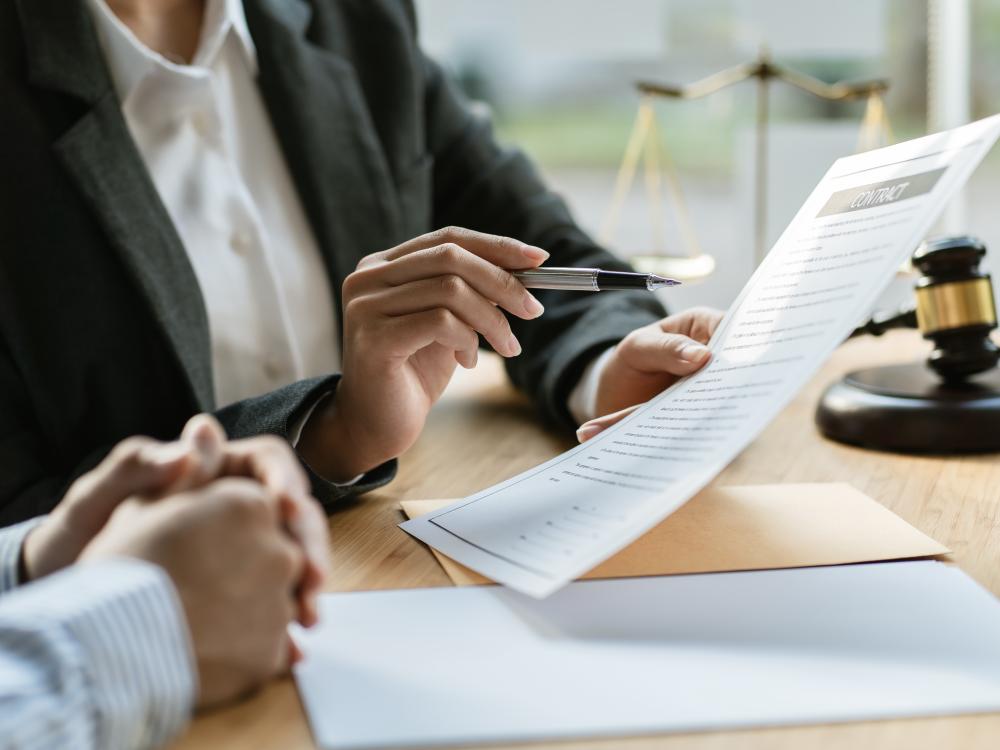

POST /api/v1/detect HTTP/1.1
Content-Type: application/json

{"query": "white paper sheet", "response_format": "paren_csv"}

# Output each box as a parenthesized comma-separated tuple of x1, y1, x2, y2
(401, 116, 1000, 598)
(294, 562, 1000, 749)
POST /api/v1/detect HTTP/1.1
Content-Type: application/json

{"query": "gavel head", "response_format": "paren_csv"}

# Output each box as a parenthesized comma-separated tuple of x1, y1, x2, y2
(912, 236, 999, 381)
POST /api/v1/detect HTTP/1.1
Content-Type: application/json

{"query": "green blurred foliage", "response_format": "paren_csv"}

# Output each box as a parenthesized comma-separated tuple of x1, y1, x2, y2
(477, 1, 992, 175)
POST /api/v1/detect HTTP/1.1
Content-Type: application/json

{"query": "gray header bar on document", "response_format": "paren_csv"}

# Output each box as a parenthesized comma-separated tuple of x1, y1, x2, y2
(817, 167, 947, 218)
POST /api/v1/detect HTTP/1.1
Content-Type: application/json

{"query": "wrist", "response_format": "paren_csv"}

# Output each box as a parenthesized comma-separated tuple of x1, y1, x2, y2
(568, 346, 618, 424)
(19, 524, 42, 582)
(20, 512, 84, 581)
(297, 387, 389, 482)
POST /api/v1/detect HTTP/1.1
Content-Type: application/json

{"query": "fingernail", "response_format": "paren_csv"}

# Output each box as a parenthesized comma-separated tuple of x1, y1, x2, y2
(508, 335, 522, 356)
(680, 343, 711, 363)
(576, 423, 603, 443)
(457, 349, 477, 369)
(523, 294, 545, 317)
(182, 414, 223, 446)
(522, 246, 549, 262)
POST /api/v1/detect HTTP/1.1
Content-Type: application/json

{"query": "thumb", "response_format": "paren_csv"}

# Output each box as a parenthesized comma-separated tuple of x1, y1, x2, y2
(63, 438, 193, 523)
(169, 414, 228, 492)
(181, 414, 227, 468)
(576, 404, 643, 443)
(622, 328, 712, 377)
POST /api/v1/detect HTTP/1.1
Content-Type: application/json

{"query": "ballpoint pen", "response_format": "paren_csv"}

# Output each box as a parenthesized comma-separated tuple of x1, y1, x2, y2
(513, 267, 682, 292)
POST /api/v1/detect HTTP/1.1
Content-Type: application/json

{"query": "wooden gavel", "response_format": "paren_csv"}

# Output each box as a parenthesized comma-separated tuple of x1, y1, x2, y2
(850, 236, 998, 381)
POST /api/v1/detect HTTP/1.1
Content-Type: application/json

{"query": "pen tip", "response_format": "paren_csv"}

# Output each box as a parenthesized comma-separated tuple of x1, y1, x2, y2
(650, 274, 682, 288)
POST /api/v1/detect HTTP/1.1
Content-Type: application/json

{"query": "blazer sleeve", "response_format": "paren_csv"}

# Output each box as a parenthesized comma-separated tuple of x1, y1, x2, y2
(419, 53, 666, 431)
(0, 333, 391, 522)
(213, 374, 397, 511)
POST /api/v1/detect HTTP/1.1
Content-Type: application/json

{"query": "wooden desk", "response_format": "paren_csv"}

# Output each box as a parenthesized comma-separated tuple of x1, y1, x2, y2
(174, 331, 1000, 750)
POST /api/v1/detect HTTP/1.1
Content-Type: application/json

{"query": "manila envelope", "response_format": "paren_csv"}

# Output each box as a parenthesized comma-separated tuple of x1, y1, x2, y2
(401, 483, 950, 587)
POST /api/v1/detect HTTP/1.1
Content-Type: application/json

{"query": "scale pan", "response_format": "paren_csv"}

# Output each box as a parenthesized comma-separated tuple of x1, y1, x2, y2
(629, 253, 716, 283)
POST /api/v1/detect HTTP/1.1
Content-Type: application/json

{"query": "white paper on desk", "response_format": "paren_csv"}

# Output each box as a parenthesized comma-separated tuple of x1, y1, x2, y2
(401, 115, 1000, 598)
(294, 562, 1000, 749)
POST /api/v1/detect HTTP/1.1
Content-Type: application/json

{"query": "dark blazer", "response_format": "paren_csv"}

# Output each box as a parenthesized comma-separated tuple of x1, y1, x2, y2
(0, 0, 664, 522)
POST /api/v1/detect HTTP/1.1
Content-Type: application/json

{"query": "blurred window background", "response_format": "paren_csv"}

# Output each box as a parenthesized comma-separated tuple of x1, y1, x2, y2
(415, 0, 1000, 312)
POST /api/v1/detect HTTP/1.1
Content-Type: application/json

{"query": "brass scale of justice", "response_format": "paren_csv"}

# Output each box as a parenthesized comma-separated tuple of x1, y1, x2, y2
(605, 50, 1000, 453)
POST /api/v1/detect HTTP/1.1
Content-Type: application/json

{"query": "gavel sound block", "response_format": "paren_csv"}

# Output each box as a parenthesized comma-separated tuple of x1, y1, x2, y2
(816, 236, 1000, 453)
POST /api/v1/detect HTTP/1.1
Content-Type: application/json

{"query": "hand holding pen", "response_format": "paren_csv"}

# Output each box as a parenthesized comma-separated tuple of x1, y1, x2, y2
(304, 226, 702, 486)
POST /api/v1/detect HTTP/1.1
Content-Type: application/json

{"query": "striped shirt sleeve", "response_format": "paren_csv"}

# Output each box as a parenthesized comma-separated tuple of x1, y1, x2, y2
(0, 518, 46, 594)
(0, 558, 197, 750)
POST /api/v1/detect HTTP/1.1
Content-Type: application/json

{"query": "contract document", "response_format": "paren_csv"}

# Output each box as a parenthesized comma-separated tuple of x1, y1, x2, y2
(402, 115, 1000, 598)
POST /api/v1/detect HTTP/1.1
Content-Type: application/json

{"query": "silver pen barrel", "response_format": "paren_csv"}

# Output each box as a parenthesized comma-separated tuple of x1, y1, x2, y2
(512, 267, 599, 291)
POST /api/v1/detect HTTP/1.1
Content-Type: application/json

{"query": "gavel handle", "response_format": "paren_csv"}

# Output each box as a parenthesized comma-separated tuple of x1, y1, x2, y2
(848, 308, 919, 339)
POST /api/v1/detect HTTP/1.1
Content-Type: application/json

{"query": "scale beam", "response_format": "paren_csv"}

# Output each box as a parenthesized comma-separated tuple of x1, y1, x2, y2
(630, 49, 890, 266)
(636, 52, 888, 103)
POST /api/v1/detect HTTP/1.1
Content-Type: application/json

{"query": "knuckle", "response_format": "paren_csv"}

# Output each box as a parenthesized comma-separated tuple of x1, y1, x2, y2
(436, 225, 466, 244)
(438, 273, 466, 298)
(435, 242, 464, 265)
(492, 233, 516, 252)
(684, 306, 718, 328)
(690, 306, 720, 328)
(113, 436, 147, 456)
(341, 272, 361, 299)
(342, 266, 376, 299)
(354, 250, 384, 271)
(430, 307, 455, 328)
(621, 328, 643, 351)
(493, 265, 517, 295)
(110, 436, 153, 466)
(342, 296, 370, 321)
(660, 334, 686, 358)
(342, 297, 360, 319)
(658, 313, 681, 331)
(492, 305, 510, 331)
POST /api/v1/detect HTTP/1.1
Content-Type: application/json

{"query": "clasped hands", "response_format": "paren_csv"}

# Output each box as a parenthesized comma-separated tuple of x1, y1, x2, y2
(21, 415, 330, 708)
(298, 226, 723, 481)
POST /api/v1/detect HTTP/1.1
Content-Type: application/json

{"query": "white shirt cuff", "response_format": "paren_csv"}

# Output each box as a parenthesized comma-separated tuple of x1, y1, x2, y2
(289, 393, 364, 487)
(566, 347, 616, 425)
(288, 395, 326, 448)
(0, 558, 196, 749)
(0, 516, 46, 594)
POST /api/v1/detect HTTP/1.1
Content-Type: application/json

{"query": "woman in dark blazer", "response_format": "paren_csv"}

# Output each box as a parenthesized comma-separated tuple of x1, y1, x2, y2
(0, 0, 719, 522)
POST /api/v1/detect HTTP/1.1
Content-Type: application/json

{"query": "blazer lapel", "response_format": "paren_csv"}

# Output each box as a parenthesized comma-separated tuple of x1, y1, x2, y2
(53, 99, 216, 410)
(244, 0, 402, 311)
(16, 0, 215, 410)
